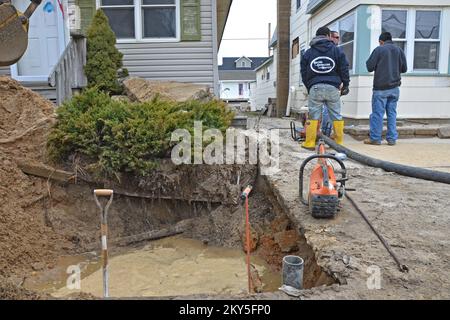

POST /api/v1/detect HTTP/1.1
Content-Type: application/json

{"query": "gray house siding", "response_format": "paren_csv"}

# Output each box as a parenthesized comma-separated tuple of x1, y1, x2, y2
(1, 0, 224, 93)
(0, 67, 11, 76)
(117, 0, 216, 90)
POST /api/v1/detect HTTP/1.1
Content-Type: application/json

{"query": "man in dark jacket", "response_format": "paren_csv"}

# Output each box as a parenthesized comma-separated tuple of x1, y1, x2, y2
(321, 30, 341, 136)
(365, 32, 408, 146)
(300, 27, 350, 149)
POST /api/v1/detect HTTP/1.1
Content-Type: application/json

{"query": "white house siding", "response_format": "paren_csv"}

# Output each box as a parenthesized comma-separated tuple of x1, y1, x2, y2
(290, 0, 360, 114)
(1, 1, 217, 91)
(219, 81, 251, 100)
(345, 75, 450, 119)
(290, 0, 450, 119)
(289, 0, 310, 113)
(249, 81, 257, 110)
(115, 0, 217, 93)
(250, 49, 277, 110)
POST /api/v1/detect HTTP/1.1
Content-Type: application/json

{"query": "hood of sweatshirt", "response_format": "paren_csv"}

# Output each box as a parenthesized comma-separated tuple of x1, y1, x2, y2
(309, 36, 335, 53)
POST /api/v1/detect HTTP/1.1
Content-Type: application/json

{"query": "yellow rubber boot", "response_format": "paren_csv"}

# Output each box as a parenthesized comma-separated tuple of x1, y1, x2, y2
(333, 120, 345, 145)
(301, 120, 319, 150)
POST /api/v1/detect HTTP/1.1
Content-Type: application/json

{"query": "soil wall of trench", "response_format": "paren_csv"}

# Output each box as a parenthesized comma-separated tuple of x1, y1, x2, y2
(2, 160, 335, 298)
(0, 76, 334, 298)
(45, 164, 256, 250)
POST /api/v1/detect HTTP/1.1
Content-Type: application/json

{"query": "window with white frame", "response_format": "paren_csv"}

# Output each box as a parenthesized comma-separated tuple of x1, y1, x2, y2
(382, 9, 441, 71)
(296, 0, 301, 10)
(382, 10, 407, 51)
(236, 59, 251, 68)
(328, 12, 355, 70)
(100, 0, 178, 41)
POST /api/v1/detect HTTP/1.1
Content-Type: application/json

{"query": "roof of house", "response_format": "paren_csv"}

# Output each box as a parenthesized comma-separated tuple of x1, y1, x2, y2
(219, 70, 259, 81)
(235, 56, 253, 63)
(219, 57, 269, 71)
(255, 56, 274, 72)
(217, 0, 233, 49)
(218, 56, 269, 81)
(307, 0, 332, 14)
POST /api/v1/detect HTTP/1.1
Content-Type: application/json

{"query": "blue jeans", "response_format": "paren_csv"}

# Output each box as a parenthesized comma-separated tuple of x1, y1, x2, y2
(308, 84, 342, 122)
(370, 87, 400, 142)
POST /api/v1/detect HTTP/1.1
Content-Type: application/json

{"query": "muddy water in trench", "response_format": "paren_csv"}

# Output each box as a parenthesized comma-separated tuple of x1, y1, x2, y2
(25, 236, 281, 298)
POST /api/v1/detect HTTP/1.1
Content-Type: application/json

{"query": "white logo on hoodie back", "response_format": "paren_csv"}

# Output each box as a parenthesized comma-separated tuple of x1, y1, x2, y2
(310, 56, 336, 74)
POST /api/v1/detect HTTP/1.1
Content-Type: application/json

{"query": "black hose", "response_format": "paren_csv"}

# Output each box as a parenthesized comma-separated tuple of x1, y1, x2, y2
(319, 134, 450, 185)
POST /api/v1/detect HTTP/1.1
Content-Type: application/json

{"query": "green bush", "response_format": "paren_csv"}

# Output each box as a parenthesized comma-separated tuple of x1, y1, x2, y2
(85, 10, 127, 94)
(47, 89, 234, 177)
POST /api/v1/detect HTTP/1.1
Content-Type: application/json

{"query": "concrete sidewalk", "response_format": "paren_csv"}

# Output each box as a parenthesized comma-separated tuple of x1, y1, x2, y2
(345, 136, 450, 173)
(253, 117, 450, 300)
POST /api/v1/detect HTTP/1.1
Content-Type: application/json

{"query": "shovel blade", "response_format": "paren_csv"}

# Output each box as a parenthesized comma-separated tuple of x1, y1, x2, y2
(0, 4, 28, 66)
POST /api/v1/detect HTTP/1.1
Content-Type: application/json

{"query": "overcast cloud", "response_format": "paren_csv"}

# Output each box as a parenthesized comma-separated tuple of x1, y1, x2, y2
(218, 0, 277, 64)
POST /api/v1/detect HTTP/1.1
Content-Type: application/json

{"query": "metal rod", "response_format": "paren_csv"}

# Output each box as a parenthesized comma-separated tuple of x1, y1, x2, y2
(346, 194, 409, 273)
(245, 196, 252, 294)
(101, 218, 109, 298)
(241, 185, 253, 294)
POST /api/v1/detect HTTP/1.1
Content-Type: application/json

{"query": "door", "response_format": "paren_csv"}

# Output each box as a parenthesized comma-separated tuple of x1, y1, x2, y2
(238, 83, 244, 97)
(11, 0, 65, 81)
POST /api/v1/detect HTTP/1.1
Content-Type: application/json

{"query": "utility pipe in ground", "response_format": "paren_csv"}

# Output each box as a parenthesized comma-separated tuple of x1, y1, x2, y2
(241, 185, 254, 294)
(319, 134, 450, 185)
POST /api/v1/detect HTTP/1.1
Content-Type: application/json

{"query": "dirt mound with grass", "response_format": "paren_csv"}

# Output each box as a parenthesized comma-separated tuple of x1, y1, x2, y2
(0, 77, 70, 280)
(123, 77, 213, 103)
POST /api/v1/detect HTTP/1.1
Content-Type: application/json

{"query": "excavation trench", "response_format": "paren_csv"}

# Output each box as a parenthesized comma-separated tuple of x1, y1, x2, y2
(20, 164, 336, 298)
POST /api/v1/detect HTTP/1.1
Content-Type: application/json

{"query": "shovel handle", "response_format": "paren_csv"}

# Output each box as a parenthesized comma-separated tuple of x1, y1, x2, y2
(94, 189, 114, 197)
(23, 0, 42, 19)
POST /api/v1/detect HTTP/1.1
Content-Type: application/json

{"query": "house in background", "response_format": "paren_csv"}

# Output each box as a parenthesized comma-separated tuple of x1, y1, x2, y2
(289, 0, 450, 121)
(100, 0, 233, 95)
(0, 0, 86, 103)
(218, 56, 268, 108)
(0, 0, 233, 103)
(250, 30, 278, 111)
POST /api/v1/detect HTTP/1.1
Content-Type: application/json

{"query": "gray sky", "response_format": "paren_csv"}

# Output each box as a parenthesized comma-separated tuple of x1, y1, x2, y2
(218, 0, 277, 64)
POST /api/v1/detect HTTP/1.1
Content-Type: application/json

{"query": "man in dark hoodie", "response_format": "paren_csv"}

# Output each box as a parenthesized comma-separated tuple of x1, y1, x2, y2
(365, 32, 407, 146)
(300, 27, 350, 150)
(321, 30, 341, 136)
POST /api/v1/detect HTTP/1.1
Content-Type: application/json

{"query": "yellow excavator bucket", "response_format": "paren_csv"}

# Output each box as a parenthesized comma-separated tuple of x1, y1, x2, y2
(0, 3, 29, 66)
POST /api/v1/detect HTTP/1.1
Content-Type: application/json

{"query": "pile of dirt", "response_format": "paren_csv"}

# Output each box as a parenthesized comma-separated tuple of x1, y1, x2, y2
(0, 76, 55, 161)
(0, 77, 261, 288)
(0, 276, 46, 300)
(123, 77, 214, 103)
(0, 77, 71, 281)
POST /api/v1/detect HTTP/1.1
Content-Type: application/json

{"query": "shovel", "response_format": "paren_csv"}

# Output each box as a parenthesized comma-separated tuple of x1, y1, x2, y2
(93, 189, 114, 298)
(0, 0, 42, 66)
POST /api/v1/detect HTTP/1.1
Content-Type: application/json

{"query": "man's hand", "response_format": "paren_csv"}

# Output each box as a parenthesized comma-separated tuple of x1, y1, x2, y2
(341, 87, 350, 96)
